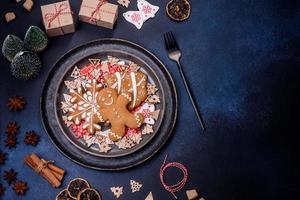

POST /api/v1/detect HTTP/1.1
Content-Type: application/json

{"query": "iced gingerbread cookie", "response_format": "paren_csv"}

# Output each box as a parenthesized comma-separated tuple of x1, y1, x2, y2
(97, 88, 144, 141)
(67, 79, 104, 134)
(106, 71, 148, 110)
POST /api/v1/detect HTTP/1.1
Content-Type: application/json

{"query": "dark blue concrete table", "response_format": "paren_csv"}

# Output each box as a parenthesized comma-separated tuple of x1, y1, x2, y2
(0, 0, 299, 199)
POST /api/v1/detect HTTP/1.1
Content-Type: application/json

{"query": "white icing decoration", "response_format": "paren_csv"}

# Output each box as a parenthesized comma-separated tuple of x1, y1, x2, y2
(115, 72, 122, 93)
(130, 72, 137, 108)
(104, 98, 114, 106)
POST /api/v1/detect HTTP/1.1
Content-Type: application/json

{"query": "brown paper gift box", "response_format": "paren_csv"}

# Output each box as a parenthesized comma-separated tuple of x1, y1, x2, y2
(41, 0, 75, 37)
(79, 0, 118, 29)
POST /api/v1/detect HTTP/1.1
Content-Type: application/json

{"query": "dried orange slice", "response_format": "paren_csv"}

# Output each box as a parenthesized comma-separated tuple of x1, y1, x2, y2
(56, 189, 74, 200)
(77, 188, 101, 200)
(67, 178, 90, 199)
(166, 0, 191, 22)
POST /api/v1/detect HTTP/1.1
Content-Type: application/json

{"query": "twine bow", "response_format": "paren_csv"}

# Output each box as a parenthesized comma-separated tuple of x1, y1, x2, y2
(44, 3, 72, 28)
(89, 0, 107, 22)
(35, 159, 54, 174)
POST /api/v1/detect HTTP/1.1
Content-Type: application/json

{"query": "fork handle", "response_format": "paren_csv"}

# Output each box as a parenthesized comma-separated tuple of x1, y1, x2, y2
(176, 61, 206, 131)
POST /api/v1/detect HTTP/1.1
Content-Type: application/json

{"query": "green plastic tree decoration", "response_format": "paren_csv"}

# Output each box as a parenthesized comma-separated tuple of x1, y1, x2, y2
(10, 51, 42, 80)
(24, 26, 48, 53)
(2, 35, 26, 62)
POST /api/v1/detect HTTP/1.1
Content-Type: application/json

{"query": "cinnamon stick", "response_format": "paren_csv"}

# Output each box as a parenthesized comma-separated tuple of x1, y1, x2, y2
(48, 163, 65, 176)
(24, 153, 62, 188)
(52, 170, 64, 182)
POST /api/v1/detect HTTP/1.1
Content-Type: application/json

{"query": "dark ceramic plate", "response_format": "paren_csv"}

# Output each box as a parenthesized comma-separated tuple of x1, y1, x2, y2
(41, 39, 177, 170)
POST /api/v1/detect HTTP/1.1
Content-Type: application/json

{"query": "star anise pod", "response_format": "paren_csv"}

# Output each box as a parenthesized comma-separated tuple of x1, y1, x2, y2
(24, 131, 39, 146)
(4, 168, 17, 185)
(13, 180, 28, 195)
(7, 96, 26, 111)
(0, 183, 5, 196)
(0, 151, 7, 165)
(6, 121, 19, 136)
(5, 136, 17, 149)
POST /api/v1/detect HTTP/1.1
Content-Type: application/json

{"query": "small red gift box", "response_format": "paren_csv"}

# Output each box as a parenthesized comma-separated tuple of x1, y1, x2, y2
(79, 0, 118, 29)
(41, 0, 75, 37)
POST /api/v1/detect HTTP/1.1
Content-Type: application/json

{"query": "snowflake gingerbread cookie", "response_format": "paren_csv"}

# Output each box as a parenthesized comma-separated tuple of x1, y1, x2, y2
(67, 79, 104, 134)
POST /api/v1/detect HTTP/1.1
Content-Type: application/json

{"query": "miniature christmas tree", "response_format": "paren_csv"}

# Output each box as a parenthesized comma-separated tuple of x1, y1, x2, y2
(10, 51, 41, 80)
(24, 26, 48, 53)
(2, 35, 26, 62)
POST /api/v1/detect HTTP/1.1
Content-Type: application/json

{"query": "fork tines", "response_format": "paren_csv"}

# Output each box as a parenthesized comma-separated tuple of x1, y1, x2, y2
(164, 31, 179, 51)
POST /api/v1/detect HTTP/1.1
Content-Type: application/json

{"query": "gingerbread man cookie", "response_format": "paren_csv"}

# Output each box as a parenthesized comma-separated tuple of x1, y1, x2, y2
(97, 88, 144, 141)
(106, 71, 148, 110)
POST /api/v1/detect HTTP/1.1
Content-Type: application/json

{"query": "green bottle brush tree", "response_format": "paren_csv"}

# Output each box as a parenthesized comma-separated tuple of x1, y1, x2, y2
(2, 25, 48, 80)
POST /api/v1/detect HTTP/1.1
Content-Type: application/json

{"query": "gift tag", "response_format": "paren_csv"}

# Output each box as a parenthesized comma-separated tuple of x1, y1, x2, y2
(137, 0, 159, 21)
(123, 11, 144, 29)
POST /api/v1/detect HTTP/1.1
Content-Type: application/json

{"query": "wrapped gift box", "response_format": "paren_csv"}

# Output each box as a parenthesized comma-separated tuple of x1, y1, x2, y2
(41, 1, 75, 37)
(79, 0, 118, 29)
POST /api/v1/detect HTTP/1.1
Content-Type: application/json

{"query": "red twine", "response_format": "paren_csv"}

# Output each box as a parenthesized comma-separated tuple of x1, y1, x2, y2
(89, 0, 107, 22)
(160, 155, 188, 199)
(44, 3, 72, 28)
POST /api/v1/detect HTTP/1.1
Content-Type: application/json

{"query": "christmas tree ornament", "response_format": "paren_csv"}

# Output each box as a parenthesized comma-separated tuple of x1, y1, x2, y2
(145, 192, 154, 200)
(110, 186, 123, 198)
(130, 180, 142, 192)
(166, 0, 191, 21)
(117, 0, 130, 8)
(123, 0, 159, 29)
(24, 25, 48, 53)
(2, 34, 26, 62)
(10, 51, 42, 80)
